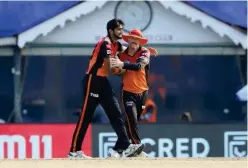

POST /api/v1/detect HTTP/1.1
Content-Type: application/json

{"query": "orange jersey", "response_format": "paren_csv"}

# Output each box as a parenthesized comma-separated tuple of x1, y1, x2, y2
(86, 37, 122, 77)
(120, 47, 150, 94)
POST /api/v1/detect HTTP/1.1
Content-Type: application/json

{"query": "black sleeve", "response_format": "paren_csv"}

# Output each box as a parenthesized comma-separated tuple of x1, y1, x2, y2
(123, 50, 150, 71)
(99, 41, 112, 59)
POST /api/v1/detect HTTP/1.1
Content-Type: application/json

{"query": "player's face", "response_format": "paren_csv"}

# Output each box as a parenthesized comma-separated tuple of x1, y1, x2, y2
(128, 37, 140, 49)
(113, 24, 124, 39)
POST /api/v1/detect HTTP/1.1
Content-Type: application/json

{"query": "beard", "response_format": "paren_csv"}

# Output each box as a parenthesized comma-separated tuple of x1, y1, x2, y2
(129, 42, 139, 49)
(113, 33, 122, 40)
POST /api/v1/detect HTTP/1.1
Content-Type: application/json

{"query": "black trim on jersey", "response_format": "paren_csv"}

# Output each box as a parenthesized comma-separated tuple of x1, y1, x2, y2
(145, 63, 150, 88)
(89, 41, 111, 75)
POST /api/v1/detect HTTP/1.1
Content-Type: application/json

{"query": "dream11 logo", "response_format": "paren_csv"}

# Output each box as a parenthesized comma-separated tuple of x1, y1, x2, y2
(0, 135, 52, 159)
(224, 131, 248, 158)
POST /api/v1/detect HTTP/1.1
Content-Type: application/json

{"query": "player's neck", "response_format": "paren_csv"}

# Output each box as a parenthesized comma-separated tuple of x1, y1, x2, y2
(109, 34, 117, 44)
(127, 47, 139, 56)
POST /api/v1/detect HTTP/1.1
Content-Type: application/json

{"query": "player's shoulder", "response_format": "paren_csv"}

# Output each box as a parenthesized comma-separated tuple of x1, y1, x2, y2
(94, 37, 109, 48)
(97, 37, 111, 47)
(141, 46, 148, 51)
(103, 37, 111, 44)
(101, 37, 122, 50)
(140, 47, 150, 56)
(94, 37, 111, 50)
(141, 47, 150, 53)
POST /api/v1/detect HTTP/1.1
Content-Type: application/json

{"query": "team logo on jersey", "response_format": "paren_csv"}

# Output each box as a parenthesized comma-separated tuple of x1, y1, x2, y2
(107, 50, 112, 54)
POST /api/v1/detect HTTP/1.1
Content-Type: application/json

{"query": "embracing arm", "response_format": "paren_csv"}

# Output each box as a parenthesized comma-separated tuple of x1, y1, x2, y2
(122, 50, 150, 71)
(98, 39, 116, 74)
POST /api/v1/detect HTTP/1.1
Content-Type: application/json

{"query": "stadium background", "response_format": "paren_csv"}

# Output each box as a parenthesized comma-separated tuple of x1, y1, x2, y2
(0, 1, 247, 159)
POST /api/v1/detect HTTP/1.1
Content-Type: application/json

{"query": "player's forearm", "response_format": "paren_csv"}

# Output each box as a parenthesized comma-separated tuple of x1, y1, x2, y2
(105, 58, 113, 73)
(123, 61, 141, 71)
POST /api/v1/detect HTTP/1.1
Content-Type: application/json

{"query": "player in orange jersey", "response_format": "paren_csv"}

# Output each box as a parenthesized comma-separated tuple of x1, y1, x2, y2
(109, 29, 158, 158)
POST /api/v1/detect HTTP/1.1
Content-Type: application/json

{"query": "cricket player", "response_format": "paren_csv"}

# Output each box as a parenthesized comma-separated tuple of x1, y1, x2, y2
(68, 19, 144, 158)
(109, 29, 157, 158)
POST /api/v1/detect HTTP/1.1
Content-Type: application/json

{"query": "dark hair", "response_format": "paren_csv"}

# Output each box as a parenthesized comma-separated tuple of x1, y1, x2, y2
(106, 18, 124, 35)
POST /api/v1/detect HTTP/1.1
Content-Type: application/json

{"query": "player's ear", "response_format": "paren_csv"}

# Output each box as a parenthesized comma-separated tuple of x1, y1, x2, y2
(109, 29, 113, 34)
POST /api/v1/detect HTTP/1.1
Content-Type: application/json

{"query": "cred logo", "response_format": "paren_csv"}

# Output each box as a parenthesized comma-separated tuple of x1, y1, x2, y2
(98, 132, 210, 158)
(224, 131, 247, 158)
(0, 135, 52, 159)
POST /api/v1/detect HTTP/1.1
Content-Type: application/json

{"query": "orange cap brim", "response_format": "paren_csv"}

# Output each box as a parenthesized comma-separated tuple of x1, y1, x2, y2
(122, 34, 148, 45)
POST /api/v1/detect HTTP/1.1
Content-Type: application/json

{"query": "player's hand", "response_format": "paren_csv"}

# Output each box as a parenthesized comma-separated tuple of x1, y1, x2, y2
(147, 47, 158, 56)
(110, 56, 124, 68)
